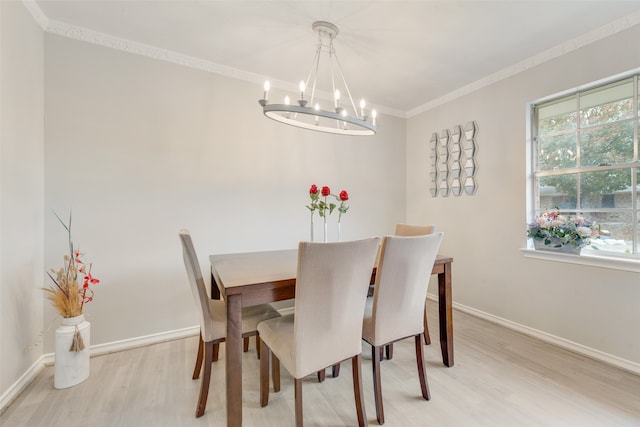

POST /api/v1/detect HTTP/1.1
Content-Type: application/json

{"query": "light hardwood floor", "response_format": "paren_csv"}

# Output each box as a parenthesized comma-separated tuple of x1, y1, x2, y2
(2, 301, 640, 427)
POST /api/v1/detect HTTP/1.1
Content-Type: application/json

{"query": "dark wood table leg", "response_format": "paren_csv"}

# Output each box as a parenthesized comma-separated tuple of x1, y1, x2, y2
(210, 270, 221, 300)
(438, 261, 454, 367)
(226, 294, 243, 427)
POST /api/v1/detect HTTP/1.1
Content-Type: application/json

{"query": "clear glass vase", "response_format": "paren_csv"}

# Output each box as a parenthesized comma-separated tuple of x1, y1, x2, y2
(310, 217, 314, 242)
(323, 216, 328, 243)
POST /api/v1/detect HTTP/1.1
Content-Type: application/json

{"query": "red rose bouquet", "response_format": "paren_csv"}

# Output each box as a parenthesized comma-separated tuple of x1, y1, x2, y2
(306, 184, 349, 242)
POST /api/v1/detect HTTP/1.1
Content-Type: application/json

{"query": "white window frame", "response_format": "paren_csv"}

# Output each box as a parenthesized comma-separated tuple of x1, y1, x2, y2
(524, 69, 640, 272)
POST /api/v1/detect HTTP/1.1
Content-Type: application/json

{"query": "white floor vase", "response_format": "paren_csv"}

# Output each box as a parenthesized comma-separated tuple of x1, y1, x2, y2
(54, 314, 90, 389)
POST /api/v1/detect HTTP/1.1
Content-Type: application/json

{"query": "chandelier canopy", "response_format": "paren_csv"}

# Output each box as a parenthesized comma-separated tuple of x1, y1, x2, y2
(258, 21, 377, 136)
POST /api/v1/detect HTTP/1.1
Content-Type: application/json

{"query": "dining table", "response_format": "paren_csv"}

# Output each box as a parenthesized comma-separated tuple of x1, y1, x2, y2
(210, 249, 453, 427)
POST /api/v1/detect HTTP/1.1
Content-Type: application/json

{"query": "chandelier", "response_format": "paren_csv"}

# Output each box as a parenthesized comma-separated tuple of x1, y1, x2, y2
(258, 21, 377, 136)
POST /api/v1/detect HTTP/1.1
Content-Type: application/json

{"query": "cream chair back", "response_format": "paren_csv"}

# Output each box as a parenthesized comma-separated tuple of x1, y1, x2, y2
(369, 233, 443, 345)
(292, 237, 381, 378)
(373, 223, 435, 267)
(179, 229, 218, 342)
(395, 223, 436, 236)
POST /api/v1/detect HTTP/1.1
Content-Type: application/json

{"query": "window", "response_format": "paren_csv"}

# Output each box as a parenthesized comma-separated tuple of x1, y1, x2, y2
(531, 73, 640, 257)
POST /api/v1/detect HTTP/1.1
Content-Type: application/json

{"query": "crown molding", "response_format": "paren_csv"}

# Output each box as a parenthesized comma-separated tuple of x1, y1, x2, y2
(406, 9, 640, 118)
(29, 9, 268, 85)
(21, 0, 48, 28)
(21, 0, 640, 120)
(22, 1, 406, 119)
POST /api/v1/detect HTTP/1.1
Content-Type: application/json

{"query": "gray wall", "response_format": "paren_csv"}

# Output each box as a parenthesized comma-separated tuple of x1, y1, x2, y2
(0, 1, 45, 398)
(42, 34, 407, 350)
(407, 24, 640, 367)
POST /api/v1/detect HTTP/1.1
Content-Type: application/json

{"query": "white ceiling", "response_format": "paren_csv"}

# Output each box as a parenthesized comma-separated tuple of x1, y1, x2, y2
(32, 0, 640, 116)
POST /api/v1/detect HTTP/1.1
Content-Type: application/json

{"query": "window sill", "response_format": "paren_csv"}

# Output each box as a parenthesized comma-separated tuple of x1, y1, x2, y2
(521, 248, 640, 273)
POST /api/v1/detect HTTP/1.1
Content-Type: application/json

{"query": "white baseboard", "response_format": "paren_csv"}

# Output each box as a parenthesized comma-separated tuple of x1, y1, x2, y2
(0, 325, 200, 414)
(426, 293, 640, 376)
(5, 300, 639, 415)
(82, 325, 200, 359)
(0, 356, 46, 415)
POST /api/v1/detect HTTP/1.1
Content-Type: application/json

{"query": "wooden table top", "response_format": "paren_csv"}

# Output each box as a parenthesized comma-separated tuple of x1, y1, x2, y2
(210, 249, 452, 296)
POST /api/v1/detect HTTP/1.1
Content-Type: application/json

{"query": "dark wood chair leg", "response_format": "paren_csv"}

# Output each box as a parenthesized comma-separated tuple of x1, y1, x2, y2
(317, 369, 326, 382)
(372, 345, 384, 424)
(352, 354, 368, 427)
(385, 343, 394, 360)
(273, 353, 280, 392)
(212, 342, 219, 362)
(195, 340, 214, 417)
(243, 336, 250, 353)
(415, 334, 431, 400)
(423, 305, 431, 345)
(192, 334, 204, 379)
(260, 339, 270, 407)
(294, 378, 304, 427)
(332, 363, 341, 377)
(256, 335, 261, 359)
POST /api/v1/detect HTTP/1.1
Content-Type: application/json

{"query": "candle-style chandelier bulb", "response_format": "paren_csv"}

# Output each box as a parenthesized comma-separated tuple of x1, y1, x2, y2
(258, 80, 270, 106)
(298, 81, 307, 107)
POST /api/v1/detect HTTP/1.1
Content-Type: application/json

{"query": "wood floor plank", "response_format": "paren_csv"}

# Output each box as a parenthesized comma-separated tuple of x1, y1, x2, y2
(2, 302, 639, 426)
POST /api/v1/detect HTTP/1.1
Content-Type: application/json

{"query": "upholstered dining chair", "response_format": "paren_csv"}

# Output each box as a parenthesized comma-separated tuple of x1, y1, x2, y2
(333, 223, 437, 377)
(179, 229, 281, 417)
(382, 223, 437, 360)
(362, 233, 443, 425)
(257, 237, 381, 427)
(394, 223, 436, 236)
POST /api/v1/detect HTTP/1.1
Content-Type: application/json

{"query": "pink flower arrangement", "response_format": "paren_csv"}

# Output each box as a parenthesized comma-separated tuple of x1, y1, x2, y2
(527, 209, 599, 248)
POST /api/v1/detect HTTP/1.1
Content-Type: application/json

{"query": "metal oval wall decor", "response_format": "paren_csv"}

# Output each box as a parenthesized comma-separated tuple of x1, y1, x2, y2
(428, 121, 478, 197)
